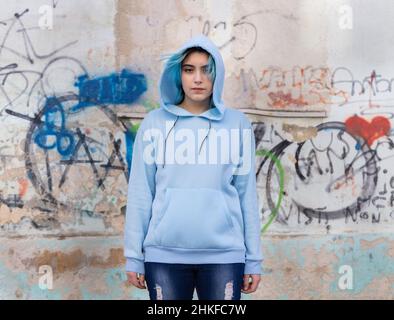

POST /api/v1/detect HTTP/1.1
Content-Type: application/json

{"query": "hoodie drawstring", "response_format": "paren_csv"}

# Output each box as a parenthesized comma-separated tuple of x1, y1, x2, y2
(199, 119, 211, 154)
(162, 117, 212, 168)
(162, 116, 179, 168)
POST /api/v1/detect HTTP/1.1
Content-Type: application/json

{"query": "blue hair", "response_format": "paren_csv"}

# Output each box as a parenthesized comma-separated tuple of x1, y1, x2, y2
(160, 46, 216, 105)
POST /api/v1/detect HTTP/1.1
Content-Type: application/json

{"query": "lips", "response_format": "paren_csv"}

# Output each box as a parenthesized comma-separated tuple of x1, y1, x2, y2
(191, 88, 205, 92)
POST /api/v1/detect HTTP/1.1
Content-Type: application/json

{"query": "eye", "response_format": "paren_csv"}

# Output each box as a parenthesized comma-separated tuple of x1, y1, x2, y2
(202, 66, 208, 73)
(183, 68, 193, 73)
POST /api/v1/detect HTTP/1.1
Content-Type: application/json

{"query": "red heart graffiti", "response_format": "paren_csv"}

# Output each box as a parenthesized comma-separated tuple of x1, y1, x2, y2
(345, 115, 391, 146)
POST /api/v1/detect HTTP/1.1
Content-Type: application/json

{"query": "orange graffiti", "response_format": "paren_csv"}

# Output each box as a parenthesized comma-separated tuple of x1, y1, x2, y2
(18, 178, 28, 198)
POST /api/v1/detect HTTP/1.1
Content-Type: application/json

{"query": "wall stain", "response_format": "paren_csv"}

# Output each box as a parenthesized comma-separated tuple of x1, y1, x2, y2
(282, 123, 318, 142)
(23, 248, 125, 273)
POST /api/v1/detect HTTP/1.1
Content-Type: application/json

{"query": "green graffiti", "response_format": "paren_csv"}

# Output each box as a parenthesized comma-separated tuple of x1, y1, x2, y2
(141, 98, 160, 112)
(129, 123, 140, 135)
(256, 149, 285, 234)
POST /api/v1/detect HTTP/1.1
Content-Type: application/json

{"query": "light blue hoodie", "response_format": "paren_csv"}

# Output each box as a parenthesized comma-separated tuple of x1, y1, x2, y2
(124, 35, 263, 275)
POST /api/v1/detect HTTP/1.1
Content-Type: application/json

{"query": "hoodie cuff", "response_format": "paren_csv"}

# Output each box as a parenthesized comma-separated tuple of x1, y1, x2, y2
(125, 258, 145, 274)
(244, 260, 262, 275)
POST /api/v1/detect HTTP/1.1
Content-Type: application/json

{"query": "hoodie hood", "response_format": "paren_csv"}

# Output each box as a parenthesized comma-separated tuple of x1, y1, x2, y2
(159, 34, 226, 121)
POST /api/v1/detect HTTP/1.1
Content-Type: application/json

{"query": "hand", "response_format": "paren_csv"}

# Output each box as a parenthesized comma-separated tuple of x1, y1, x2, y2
(126, 272, 146, 289)
(241, 274, 260, 294)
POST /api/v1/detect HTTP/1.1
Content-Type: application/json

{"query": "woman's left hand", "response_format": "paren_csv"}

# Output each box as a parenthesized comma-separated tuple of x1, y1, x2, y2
(241, 274, 261, 294)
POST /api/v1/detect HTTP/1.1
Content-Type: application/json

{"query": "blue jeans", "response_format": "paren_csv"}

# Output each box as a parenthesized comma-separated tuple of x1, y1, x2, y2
(144, 262, 245, 300)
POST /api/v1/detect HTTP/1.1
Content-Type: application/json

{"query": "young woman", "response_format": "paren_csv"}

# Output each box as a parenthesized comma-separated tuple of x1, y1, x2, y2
(124, 35, 262, 300)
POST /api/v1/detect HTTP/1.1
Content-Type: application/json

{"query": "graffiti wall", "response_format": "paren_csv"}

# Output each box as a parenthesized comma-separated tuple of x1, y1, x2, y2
(0, 0, 146, 300)
(1, 0, 393, 299)
(0, 1, 149, 236)
(252, 66, 394, 235)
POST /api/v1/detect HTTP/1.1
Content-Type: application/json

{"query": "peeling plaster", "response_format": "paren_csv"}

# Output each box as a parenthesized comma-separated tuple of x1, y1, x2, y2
(282, 123, 318, 142)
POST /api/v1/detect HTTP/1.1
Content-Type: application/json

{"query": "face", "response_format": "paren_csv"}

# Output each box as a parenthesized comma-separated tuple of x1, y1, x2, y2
(181, 51, 214, 105)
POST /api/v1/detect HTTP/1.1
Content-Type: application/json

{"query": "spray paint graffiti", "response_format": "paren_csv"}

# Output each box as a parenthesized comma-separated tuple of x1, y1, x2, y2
(72, 69, 147, 112)
(235, 66, 346, 111)
(33, 97, 75, 156)
(331, 67, 394, 98)
(345, 115, 391, 147)
(0, 9, 145, 221)
(234, 66, 394, 113)
(254, 116, 394, 228)
(0, 9, 78, 113)
(256, 149, 284, 234)
(22, 68, 147, 158)
(174, 11, 262, 60)
(6, 93, 139, 212)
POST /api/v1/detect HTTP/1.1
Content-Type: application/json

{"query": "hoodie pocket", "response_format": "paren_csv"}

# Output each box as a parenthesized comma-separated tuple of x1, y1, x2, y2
(154, 187, 235, 249)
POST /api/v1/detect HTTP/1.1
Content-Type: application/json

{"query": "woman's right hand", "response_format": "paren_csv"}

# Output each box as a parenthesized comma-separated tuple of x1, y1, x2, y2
(127, 272, 146, 289)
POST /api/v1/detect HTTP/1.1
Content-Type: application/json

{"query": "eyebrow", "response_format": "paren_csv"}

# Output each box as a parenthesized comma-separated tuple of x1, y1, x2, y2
(182, 64, 208, 68)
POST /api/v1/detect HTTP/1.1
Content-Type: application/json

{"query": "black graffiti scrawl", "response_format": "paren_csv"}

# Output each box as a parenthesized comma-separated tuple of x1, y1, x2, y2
(1, 9, 146, 218)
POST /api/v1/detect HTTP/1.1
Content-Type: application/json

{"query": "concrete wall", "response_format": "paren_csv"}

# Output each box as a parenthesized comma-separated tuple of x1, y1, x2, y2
(1, 0, 393, 299)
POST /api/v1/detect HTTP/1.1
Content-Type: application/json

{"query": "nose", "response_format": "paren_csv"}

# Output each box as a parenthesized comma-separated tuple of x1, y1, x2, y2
(193, 70, 203, 83)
